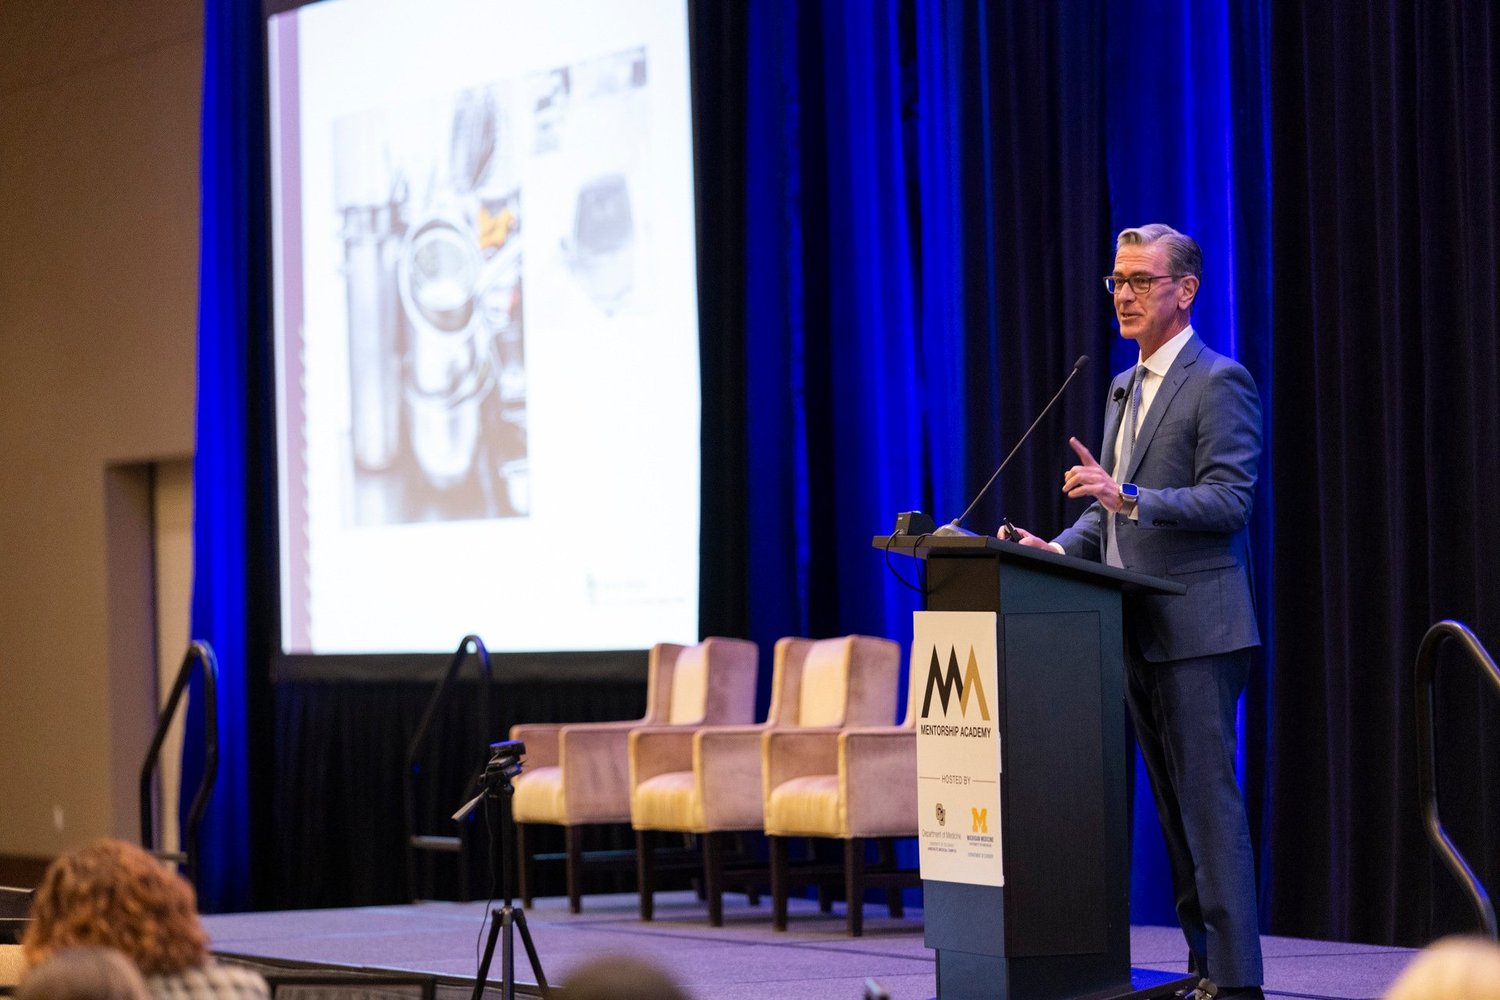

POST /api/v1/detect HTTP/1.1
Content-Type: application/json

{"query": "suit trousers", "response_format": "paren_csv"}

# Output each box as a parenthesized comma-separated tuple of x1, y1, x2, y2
(1125, 639, 1263, 988)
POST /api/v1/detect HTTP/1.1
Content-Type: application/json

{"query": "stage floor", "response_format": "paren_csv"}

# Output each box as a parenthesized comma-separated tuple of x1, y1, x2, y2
(203, 892, 1419, 1000)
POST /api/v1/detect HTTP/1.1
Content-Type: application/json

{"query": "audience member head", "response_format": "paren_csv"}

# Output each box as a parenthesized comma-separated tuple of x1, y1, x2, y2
(21, 840, 209, 977)
(17, 947, 152, 1000)
(560, 954, 691, 1000)
(1384, 935, 1500, 1000)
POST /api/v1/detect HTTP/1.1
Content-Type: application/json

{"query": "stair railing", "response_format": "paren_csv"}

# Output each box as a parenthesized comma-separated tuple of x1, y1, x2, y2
(140, 640, 219, 890)
(404, 634, 494, 900)
(1415, 619, 1499, 940)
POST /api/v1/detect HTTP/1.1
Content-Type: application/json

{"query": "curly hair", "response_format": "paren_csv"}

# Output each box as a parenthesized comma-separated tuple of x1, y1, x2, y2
(21, 839, 209, 977)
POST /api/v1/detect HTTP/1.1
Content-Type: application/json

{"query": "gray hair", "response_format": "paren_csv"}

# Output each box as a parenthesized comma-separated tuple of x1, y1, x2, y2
(1117, 224, 1202, 282)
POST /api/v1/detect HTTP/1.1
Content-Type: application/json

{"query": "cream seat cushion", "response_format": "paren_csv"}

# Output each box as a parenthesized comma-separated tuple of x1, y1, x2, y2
(765, 774, 842, 836)
(510, 764, 567, 823)
(629, 771, 699, 831)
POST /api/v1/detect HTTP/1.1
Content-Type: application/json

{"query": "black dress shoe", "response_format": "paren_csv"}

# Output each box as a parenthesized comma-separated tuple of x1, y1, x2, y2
(1178, 977, 1215, 1000)
(1179, 980, 1265, 1000)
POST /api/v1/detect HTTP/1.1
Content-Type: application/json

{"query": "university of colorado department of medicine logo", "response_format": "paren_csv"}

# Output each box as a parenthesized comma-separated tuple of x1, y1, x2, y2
(919, 645, 991, 723)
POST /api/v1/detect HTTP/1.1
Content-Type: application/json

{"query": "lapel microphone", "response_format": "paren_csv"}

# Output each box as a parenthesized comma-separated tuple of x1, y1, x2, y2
(1112, 386, 1127, 404)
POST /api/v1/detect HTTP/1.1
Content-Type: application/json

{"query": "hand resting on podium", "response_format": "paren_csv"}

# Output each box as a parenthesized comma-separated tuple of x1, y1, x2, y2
(997, 522, 1061, 553)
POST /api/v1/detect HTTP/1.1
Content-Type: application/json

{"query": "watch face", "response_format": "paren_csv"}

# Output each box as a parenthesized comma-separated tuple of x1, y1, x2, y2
(1121, 483, 1139, 500)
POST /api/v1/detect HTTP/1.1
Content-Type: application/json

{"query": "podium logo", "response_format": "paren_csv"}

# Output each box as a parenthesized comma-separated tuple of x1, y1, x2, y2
(920, 646, 992, 720)
(936, 803, 946, 826)
(971, 807, 988, 833)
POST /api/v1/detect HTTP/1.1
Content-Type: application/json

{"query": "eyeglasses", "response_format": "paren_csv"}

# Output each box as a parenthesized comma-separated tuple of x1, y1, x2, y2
(1103, 273, 1182, 295)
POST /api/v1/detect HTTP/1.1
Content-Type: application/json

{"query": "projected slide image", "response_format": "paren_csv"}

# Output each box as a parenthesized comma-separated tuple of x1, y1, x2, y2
(545, 49, 648, 317)
(270, 0, 702, 654)
(335, 85, 530, 526)
(332, 47, 650, 528)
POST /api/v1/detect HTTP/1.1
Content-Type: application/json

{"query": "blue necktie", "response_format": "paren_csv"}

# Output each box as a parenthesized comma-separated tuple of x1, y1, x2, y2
(1105, 365, 1146, 568)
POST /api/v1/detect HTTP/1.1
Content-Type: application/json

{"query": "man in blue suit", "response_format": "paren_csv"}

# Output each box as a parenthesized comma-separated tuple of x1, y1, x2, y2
(1010, 224, 1264, 1000)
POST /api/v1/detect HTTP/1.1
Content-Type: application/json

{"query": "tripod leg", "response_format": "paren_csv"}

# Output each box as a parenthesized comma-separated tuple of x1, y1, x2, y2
(510, 906, 552, 997)
(469, 908, 503, 1000)
(500, 908, 516, 1000)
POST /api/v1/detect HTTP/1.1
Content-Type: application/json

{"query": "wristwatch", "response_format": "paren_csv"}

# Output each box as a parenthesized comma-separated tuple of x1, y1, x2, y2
(1118, 482, 1139, 509)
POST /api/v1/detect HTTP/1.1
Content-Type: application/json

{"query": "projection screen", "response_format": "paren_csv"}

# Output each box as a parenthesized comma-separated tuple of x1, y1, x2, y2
(267, 0, 701, 655)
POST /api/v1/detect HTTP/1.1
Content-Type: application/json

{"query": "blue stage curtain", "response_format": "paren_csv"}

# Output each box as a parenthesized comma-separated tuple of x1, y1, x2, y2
(1101, 0, 1275, 926)
(742, 0, 1273, 927)
(184, 0, 270, 914)
(743, 0, 1115, 678)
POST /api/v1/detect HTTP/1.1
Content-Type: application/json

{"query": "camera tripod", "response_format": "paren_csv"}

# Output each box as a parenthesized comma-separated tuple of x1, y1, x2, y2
(455, 744, 550, 1000)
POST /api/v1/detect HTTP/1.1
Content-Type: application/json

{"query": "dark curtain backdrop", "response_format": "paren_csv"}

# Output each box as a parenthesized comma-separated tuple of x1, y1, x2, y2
(270, 677, 648, 908)
(189, 0, 1500, 945)
(1264, 1, 1500, 944)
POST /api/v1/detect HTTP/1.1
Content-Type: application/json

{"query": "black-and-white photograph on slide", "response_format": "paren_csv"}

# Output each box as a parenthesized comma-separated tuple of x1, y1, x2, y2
(335, 84, 530, 526)
(269, 0, 699, 655)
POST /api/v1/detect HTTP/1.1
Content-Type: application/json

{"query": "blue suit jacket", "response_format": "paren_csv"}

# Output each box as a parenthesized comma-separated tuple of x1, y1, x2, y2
(1054, 333, 1262, 662)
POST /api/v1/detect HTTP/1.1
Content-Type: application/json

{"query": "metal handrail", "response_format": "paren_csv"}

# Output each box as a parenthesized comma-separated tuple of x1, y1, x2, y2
(404, 635, 494, 900)
(1415, 619, 1500, 940)
(140, 640, 219, 890)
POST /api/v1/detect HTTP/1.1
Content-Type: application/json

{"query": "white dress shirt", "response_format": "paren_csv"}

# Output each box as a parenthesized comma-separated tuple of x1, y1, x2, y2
(1112, 324, 1196, 483)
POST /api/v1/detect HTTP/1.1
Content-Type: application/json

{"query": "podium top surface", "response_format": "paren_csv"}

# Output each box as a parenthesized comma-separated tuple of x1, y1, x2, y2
(872, 533, 1186, 596)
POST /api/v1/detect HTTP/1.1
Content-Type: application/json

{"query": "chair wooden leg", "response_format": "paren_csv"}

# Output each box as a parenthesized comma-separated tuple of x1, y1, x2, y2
(457, 831, 471, 903)
(636, 829, 655, 921)
(705, 831, 725, 927)
(565, 825, 583, 914)
(770, 836, 789, 931)
(809, 838, 832, 912)
(687, 832, 706, 899)
(516, 822, 533, 908)
(878, 837, 903, 918)
(844, 837, 866, 937)
(737, 833, 761, 906)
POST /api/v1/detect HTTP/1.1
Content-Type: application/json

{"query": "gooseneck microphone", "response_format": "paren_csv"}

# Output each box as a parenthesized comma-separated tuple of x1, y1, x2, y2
(935, 354, 1090, 537)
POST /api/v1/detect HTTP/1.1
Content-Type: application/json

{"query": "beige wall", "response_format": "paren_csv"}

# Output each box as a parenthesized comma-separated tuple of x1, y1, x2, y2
(0, 1, 203, 856)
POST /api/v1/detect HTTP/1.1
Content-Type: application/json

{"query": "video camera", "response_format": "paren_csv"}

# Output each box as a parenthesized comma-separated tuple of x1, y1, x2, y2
(484, 739, 525, 783)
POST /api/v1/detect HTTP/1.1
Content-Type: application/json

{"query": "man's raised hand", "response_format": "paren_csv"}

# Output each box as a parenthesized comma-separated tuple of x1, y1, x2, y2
(1061, 436, 1122, 512)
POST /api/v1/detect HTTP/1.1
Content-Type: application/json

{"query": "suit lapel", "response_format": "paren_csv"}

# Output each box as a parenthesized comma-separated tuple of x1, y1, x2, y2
(1124, 334, 1204, 483)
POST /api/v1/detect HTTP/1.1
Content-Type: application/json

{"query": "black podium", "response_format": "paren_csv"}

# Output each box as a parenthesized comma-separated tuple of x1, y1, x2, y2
(875, 534, 1189, 1000)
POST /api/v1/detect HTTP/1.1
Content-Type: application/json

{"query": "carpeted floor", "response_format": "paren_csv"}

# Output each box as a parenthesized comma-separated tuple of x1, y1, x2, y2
(202, 892, 1419, 1000)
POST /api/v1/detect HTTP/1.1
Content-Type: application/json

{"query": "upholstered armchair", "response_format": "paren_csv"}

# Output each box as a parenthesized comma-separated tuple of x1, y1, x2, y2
(508, 637, 759, 913)
(762, 697, 919, 936)
(628, 634, 902, 925)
